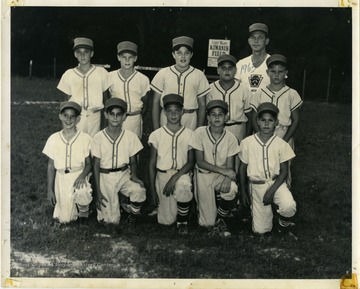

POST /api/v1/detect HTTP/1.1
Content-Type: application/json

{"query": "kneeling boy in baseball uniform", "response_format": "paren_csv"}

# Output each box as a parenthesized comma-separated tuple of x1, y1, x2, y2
(91, 98, 146, 228)
(43, 101, 93, 225)
(148, 94, 195, 235)
(190, 100, 240, 236)
(239, 102, 297, 235)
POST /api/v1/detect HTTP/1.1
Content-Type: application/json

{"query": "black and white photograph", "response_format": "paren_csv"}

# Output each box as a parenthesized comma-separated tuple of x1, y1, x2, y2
(1, 0, 359, 288)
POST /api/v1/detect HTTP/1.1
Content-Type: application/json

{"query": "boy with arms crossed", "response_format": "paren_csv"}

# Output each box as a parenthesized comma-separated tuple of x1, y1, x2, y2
(43, 101, 92, 225)
(190, 100, 240, 236)
(148, 94, 195, 235)
(91, 98, 146, 229)
(57, 37, 110, 137)
(239, 102, 297, 236)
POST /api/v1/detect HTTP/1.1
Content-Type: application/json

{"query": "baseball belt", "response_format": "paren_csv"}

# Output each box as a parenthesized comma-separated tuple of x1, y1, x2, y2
(100, 164, 128, 174)
(249, 175, 278, 185)
(127, 110, 142, 116)
(157, 168, 179, 173)
(58, 167, 83, 174)
(183, 108, 197, 114)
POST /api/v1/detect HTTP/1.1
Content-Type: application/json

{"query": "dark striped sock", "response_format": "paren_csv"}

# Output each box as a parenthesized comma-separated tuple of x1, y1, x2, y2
(217, 199, 232, 219)
(130, 201, 142, 216)
(177, 201, 190, 223)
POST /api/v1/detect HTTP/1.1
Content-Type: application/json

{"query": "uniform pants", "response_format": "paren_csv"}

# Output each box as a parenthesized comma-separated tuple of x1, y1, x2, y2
(156, 170, 193, 225)
(250, 180, 296, 234)
(77, 110, 101, 138)
(123, 114, 142, 139)
(54, 170, 88, 223)
(194, 170, 237, 226)
(160, 109, 197, 131)
(97, 169, 146, 224)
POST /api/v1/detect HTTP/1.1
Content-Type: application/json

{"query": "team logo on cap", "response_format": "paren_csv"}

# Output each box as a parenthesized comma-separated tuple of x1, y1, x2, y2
(248, 74, 263, 88)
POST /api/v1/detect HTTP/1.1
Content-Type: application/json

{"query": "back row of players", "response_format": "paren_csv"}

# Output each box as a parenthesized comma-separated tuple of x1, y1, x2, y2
(44, 22, 303, 237)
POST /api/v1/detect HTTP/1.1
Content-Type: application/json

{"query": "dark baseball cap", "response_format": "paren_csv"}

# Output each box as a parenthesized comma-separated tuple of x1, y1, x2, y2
(249, 23, 268, 35)
(105, 98, 127, 113)
(217, 54, 237, 66)
(172, 36, 194, 50)
(59, 101, 82, 114)
(206, 100, 228, 113)
(257, 102, 279, 117)
(117, 41, 138, 55)
(163, 94, 184, 107)
(266, 54, 287, 67)
(73, 37, 93, 50)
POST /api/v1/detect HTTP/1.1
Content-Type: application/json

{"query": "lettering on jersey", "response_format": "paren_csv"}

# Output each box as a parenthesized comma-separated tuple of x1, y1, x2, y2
(240, 63, 255, 75)
(248, 74, 263, 88)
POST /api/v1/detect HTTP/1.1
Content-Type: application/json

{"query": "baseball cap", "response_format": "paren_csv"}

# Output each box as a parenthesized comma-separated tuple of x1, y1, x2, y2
(73, 37, 93, 50)
(172, 36, 194, 50)
(257, 102, 279, 117)
(163, 94, 184, 108)
(105, 98, 128, 113)
(206, 100, 228, 113)
(217, 54, 237, 66)
(117, 41, 138, 55)
(59, 101, 82, 114)
(266, 54, 287, 67)
(249, 23, 268, 35)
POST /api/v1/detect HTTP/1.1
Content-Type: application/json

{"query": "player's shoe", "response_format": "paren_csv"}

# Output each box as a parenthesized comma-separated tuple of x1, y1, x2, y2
(126, 214, 137, 230)
(177, 223, 188, 235)
(212, 218, 231, 237)
(78, 217, 89, 228)
(276, 219, 298, 241)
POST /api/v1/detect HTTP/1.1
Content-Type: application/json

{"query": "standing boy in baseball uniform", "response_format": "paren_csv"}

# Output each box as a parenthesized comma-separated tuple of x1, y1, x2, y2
(239, 102, 297, 236)
(235, 23, 271, 94)
(57, 37, 110, 137)
(91, 98, 146, 229)
(43, 101, 93, 225)
(250, 54, 302, 186)
(151, 36, 210, 131)
(148, 94, 195, 235)
(208, 54, 252, 142)
(108, 41, 150, 139)
(190, 100, 240, 236)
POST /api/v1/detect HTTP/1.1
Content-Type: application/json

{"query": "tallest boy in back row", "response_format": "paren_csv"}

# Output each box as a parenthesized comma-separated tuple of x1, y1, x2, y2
(151, 36, 210, 131)
(57, 37, 110, 137)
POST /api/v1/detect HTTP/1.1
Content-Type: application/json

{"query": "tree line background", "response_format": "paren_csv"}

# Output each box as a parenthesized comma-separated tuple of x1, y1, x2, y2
(11, 6, 352, 103)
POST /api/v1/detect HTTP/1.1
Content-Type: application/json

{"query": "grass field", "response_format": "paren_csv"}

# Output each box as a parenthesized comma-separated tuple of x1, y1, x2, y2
(8, 76, 352, 279)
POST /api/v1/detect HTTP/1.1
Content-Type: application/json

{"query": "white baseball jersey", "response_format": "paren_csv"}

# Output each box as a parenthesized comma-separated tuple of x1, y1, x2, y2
(190, 126, 240, 226)
(42, 130, 92, 223)
(239, 133, 296, 233)
(235, 54, 270, 94)
(150, 65, 210, 109)
(250, 85, 303, 127)
(208, 80, 252, 123)
(91, 128, 145, 224)
(58, 65, 110, 111)
(108, 69, 150, 113)
(148, 125, 194, 225)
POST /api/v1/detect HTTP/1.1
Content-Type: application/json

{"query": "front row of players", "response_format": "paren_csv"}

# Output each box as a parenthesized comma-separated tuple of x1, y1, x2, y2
(43, 95, 296, 237)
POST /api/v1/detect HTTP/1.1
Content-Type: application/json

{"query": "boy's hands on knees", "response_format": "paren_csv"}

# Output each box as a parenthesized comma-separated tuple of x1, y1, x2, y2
(221, 168, 237, 181)
(263, 187, 276, 205)
(163, 175, 178, 196)
(73, 174, 86, 189)
(47, 189, 56, 206)
(220, 176, 232, 193)
(96, 190, 108, 209)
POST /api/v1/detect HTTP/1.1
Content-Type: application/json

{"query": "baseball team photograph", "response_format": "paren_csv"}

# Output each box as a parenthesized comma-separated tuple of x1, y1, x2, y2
(2, 2, 357, 288)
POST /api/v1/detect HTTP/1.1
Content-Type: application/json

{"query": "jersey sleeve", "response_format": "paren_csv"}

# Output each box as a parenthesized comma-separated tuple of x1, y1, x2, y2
(197, 71, 211, 98)
(238, 137, 249, 164)
(100, 67, 111, 91)
(279, 140, 296, 163)
(129, 132, 144, 157)
(148, 130, 159, 149)
(228, 133, 241, 157)
(290, 89, 303, 112)
(243, 86, 252, 114)
(189, 128, 204, 151)
(250, 90, 261, 111)
(90, 133, 102, 159)
(140, 73, 151, 96)
(150, 68, 166, 94)
(57, 70, 72, 95)
(42, 134, 56, 160)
